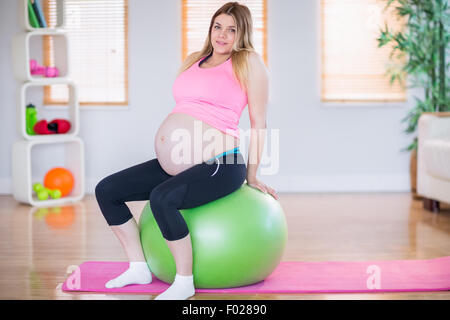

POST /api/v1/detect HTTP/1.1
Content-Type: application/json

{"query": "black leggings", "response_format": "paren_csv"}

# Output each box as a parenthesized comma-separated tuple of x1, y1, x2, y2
(94, 148, 247, 241)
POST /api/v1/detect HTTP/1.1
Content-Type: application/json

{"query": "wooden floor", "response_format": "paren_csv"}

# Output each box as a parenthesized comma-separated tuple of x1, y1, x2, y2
(0, 192, 449, 300)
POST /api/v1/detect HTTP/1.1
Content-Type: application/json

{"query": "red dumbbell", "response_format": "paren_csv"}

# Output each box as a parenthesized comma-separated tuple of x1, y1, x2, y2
(33, 119, 71, 134)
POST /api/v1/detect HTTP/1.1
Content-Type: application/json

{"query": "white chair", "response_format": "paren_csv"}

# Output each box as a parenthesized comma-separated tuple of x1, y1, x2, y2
(417, 112, 450, 212)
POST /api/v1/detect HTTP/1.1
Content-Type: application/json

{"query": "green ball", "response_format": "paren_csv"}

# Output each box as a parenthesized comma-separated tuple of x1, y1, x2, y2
(37, 189, 49, 200)
(33, 183, 44, 193)
(139, 183, 288, 289)
(50, 189, 62, 199)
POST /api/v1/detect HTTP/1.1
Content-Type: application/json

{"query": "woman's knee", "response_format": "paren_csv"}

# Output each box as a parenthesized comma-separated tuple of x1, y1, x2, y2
(95, 175, 120, 202)
(149, 184, 188, 218)
(95, 177, 132, 225)
(149, 186, 190, 241)
(149, 187, 167, 219)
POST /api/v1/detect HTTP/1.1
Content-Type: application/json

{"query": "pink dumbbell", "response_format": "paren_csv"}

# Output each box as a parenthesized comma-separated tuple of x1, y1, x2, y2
(30, 59, 59, 77)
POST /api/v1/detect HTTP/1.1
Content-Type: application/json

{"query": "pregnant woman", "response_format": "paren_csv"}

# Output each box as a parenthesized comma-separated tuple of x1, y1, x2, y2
(95, 2, 277, 300)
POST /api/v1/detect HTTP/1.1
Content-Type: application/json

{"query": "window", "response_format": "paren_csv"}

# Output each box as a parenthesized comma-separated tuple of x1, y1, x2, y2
(43, 0, 128, 106)
(182, 0, 267, 64)
(321, 0, 407, 102)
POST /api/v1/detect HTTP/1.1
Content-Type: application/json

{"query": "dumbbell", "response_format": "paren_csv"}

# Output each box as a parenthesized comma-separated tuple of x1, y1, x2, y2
(30, 59, 59, 77)
(33, 183, 62, 200)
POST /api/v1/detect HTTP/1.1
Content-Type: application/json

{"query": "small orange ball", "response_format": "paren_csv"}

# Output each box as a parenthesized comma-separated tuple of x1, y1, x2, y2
(43, 167, 74, 197)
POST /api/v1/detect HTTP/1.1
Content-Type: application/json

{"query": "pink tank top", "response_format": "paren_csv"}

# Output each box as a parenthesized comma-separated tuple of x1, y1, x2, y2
(170, 55, 248, 139)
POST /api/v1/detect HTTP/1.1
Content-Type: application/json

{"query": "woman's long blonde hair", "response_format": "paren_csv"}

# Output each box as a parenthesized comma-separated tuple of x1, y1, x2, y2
(176, 2, 255, 93)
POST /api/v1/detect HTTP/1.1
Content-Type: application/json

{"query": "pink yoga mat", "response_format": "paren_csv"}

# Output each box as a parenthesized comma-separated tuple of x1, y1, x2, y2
(62, 256, 450, 294)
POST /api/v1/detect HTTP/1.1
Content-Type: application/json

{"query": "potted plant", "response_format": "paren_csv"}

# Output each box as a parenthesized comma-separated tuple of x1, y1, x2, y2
(376, 0, 449, 198)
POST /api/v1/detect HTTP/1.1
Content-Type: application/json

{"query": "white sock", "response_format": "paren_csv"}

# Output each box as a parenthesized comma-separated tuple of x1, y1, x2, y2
(154, 273, 195, 300)
(105, 261, 152, 289)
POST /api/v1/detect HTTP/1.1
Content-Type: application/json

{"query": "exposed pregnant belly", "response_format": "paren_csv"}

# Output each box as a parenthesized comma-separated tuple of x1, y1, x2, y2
(154, 112, 240, 176)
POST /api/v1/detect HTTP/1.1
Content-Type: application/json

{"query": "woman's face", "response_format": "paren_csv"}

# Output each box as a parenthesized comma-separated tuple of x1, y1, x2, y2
(211, 14, 237, 54)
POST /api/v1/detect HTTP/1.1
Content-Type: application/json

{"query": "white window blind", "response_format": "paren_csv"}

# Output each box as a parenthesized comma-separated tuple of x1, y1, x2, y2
(321, 0, 407, 102)
(44, 0, 128, 106)
(182, 0, 267, 64)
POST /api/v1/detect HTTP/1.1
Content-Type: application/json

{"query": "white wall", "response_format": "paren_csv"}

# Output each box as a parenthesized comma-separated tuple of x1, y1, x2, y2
(0, 0, 419, 195)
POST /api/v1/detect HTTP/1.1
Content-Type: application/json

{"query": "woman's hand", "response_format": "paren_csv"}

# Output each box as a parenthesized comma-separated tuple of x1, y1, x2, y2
(246, 177, 279, 200)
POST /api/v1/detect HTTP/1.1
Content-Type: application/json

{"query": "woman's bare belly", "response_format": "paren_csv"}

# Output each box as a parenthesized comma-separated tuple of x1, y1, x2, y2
(155, 112, 240, 176)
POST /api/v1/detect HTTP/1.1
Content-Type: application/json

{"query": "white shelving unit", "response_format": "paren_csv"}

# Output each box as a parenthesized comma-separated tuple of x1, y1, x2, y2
(19, 0, 66, 31)
(12, 0, 85, 207)
(17, 79, 79, 140)
(12, 30, 70, 82)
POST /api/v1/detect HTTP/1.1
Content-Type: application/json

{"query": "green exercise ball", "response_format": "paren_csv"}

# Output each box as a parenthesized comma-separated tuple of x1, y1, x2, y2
(138, 183, 288, 289)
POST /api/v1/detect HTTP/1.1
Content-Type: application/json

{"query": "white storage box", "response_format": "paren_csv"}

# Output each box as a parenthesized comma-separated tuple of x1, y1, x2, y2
(12, 30, 70, 82)
(17, 80, 79, 140)
(12, 137, 85, 207)
(19, 0, 66, 31)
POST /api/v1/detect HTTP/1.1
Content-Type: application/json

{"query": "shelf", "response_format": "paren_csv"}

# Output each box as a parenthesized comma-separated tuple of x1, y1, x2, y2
(12, 137, 85, 207)
(20, 0, 66, 31)
(18, 79, 79, 140)
(12, 0, 85, 207)
(12, 30, 70, 82)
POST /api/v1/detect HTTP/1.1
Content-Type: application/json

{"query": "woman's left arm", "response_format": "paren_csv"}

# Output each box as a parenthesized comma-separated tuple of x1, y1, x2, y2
(245, 52, 278, 200)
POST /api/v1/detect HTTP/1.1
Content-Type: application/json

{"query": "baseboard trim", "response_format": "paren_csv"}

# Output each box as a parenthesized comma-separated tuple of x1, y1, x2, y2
(0, 174, 411, 195)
